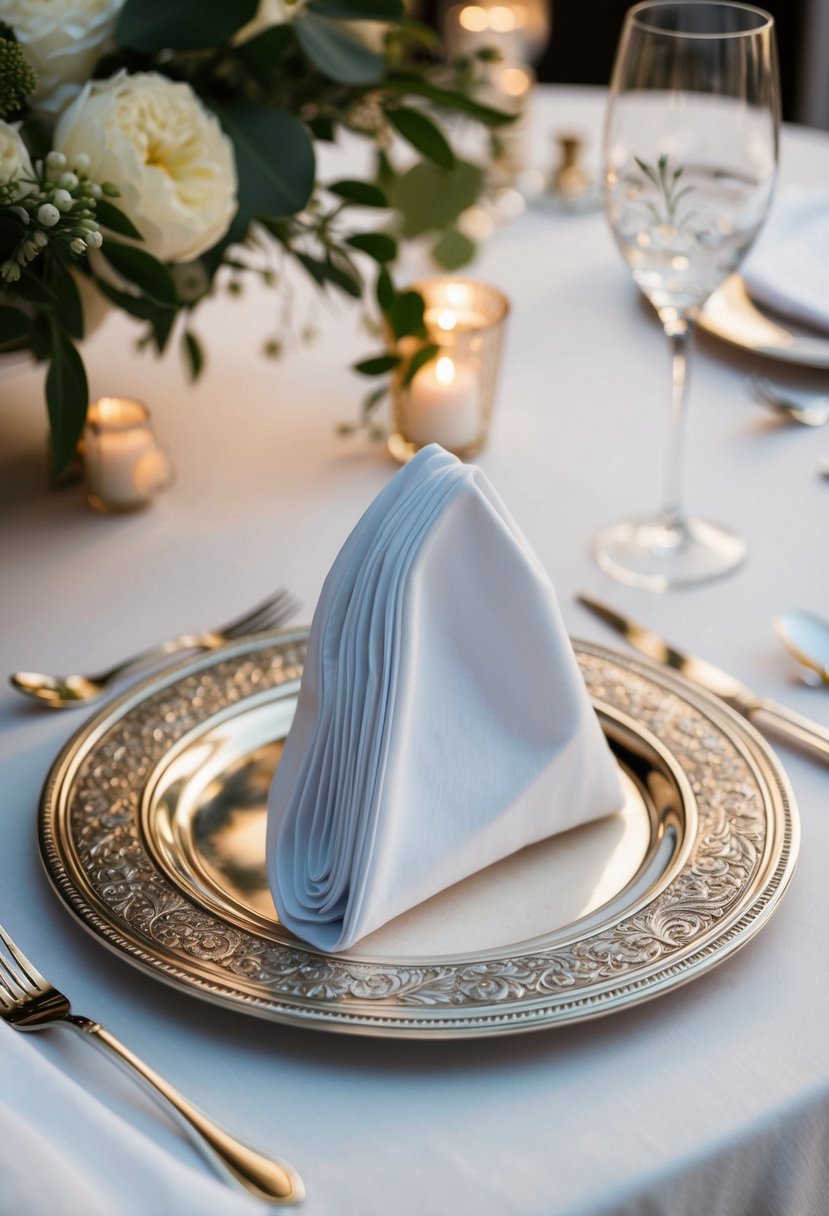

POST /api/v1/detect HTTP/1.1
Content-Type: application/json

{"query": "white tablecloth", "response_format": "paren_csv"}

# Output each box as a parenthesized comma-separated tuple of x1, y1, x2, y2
(2, 87, 829, 1216)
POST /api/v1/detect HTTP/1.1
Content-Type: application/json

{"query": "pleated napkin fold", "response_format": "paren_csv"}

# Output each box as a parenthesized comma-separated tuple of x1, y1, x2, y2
(742, 188, 829, 333)
(267, 444, 624, 952)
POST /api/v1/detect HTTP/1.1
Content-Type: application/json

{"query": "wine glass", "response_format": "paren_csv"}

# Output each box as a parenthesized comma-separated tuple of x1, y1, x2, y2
(595, 1, 780, 591)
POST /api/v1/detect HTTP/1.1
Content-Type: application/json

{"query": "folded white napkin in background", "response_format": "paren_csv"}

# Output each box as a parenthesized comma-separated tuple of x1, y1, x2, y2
(267, 444, 624, 952)
(742, 188, 829, 333)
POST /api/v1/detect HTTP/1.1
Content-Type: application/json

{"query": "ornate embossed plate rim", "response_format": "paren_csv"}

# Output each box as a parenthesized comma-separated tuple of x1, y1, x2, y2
(38, 632, 799, 1039)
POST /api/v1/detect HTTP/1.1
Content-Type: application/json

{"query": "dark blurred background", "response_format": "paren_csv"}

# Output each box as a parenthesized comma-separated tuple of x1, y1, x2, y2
(421, 0, 829, 128)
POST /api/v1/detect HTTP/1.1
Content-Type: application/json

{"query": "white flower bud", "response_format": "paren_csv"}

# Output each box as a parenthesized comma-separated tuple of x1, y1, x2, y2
(10, 205, 29, 225)
(85, 229, 103, 248)
(73, 152, 91, 173)
(57, 171, 79, 190)
(46, 151, 67, 170)
(37, 203, 61, 227)
(1, 260, 21, 282)
(34, 230, 48, 247)
(70, 237, 87, 255)
(89, 183, 102, 198)
(53, 188, 73, 212)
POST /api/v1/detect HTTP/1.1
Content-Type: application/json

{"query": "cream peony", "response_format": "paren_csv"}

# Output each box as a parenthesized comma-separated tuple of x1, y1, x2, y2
(0, 121, 34, 194)
(54, 72, 238, 264)
(4, 0, 126, 116)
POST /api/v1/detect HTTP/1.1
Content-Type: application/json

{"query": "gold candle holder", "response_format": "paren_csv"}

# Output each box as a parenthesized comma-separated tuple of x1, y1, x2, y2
(388, 278, 510, 465)
(83, 397, 175, 513)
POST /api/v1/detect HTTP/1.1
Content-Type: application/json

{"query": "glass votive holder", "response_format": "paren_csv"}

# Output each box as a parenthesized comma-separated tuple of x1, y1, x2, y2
(387, 278, 510, 465)
(83, 397, 175, 513)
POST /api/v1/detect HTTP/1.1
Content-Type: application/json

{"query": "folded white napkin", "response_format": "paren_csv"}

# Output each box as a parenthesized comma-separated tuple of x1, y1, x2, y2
(742, 188, 829, 333)
(267, 444, 624, 952)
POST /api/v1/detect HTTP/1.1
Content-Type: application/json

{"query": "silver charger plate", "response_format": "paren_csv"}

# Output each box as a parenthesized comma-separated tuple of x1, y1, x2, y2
(39, 630, 798, 1038)
(700, 274, 829, 369)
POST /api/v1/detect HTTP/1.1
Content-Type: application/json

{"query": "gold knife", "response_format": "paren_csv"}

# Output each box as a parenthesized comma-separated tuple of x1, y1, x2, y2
(578, 592, 829, 764)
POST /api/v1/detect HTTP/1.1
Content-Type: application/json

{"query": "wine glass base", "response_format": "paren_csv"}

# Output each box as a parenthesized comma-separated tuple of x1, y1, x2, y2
(593, 515, 747, 592)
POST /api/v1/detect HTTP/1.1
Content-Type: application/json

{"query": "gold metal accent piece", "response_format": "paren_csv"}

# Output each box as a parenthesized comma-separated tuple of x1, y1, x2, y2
(0, 922, 304, 1205)
(700, 275, 829, 369)
(39, 629, 798, 1038)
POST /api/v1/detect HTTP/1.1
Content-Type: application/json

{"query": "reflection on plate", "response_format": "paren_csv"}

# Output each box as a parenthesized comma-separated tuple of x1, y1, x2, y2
(700, 274, 829, 369)
(39, 630, 798, 1038)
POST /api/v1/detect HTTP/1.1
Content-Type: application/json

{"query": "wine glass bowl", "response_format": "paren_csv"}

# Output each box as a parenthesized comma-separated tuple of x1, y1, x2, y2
(595, 1, 780, 591)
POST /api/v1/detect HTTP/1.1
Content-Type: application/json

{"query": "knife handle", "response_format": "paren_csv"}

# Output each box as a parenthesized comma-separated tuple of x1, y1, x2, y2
(750, 698, 829, 764)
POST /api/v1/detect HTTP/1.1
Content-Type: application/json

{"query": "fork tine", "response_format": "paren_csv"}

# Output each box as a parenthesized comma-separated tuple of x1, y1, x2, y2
(219, 589, 296, 637)
(0, 922, 48, 993)
(225, 593, 300, 638)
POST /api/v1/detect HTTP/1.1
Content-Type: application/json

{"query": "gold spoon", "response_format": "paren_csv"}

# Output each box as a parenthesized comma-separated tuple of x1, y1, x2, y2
(773, 609, 829, 687)
(10, 589, 299, 708)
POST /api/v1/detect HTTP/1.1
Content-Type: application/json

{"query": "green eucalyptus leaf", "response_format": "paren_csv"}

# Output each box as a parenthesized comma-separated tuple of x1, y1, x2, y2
(386, 106, 455, 170)
(234, 24, 295, 85)
(323, 254, 362, 297)
(92, 278, 177, 352)
(182, 330, 204, 381)
(431, 226, 476, 271)
(100, 242, 178, 306)
(116, 0, 258, 51)
(94, 198, 144, 241)
(375, 266, 394, 312)
(328, 179, 388, 208)
(12, 274, 58, 306)
(345, 232, 396, 263)
(403, 341, 439, 385)
(0, 305, 29, 349)
(389, 289, 424, 339)
(294, 11, 385, 85)
(49, 261, 84, 339)
(385, 73, 515, 126)
(353, 353, 401, 375)
(390, 158, 484, 238)
(214, 102, 315, 218)
(46, 322, 88, 479)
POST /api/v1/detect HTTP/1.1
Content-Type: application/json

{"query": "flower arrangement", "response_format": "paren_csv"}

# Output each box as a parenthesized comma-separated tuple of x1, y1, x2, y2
(0, 0, 509, 476)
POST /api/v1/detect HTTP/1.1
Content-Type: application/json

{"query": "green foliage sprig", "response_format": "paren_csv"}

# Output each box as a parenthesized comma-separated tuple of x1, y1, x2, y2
(0, 0, 511, 475)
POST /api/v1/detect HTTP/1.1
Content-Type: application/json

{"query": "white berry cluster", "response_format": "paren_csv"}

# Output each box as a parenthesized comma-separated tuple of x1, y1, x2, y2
(0, 147, 115, 284)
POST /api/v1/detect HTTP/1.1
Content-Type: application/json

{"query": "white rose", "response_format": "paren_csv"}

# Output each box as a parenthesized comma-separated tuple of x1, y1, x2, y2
(4, 0, 126, 117)
(54, 72, 238, 264)
(0, 121, 34, 195)
(234, 0, 309, 43)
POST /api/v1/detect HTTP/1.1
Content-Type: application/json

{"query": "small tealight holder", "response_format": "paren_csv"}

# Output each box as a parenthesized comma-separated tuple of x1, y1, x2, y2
(83, 397, 175, 513)
(388, 278, 509, 464)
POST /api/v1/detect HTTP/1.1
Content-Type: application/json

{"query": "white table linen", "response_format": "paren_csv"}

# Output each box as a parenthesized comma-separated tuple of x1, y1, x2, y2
(1, 88, 829, 1216)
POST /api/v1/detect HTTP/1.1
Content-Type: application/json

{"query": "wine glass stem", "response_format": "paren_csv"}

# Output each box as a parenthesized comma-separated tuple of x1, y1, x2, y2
(660, 320, 694, 534)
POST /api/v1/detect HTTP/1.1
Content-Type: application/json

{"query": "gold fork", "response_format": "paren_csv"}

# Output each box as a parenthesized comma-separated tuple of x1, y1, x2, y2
(10, 588, 300, 708)
(0, 921, 304, 1206)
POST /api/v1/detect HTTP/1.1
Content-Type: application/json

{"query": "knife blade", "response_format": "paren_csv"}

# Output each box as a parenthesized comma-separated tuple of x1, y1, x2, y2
(577, 592, 829, 765)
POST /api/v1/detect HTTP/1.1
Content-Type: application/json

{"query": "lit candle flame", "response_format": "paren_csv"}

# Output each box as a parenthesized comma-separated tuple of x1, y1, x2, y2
(436, 309, 458, 331)
(435, 356, 456, 387)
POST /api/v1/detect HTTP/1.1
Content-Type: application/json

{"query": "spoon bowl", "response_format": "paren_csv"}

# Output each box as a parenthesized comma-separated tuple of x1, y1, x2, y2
(773, 609, 829, 685)
(751, 377, 829, 427)
(10, 672, 105, 707)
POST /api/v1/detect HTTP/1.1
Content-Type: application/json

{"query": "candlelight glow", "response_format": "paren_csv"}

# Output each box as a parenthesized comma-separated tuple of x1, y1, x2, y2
(435, 356, 456, 386)
(489, 5, 516, 30)
(445, 282, 471, 308)
(458, 5, 488, 31)
(437, 309, 458, 331)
